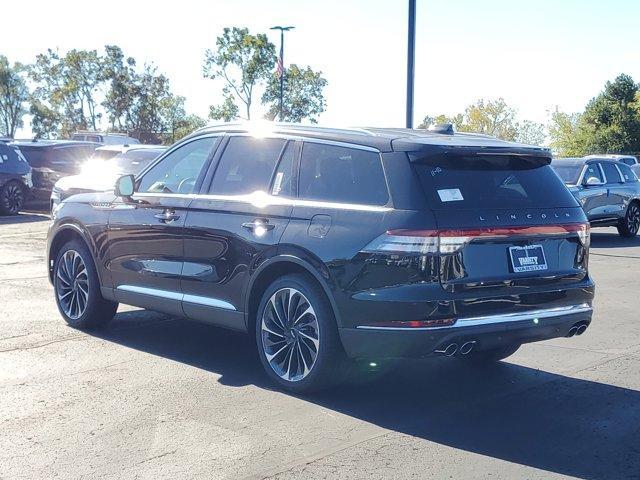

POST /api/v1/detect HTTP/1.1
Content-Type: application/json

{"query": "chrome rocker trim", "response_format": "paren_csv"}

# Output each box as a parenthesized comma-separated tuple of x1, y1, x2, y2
(116, 285, 236, 311)
(356, 303, 592, 331)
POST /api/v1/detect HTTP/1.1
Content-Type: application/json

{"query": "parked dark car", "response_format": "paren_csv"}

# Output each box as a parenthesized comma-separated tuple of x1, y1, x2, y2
(552, 157, 640, 237)
(51, 146, 165, 212)
(47, 124, 595, 392)
(10, 140, 99, 200)
(0, 143, 32, 215)
(71, 131, 140, 145)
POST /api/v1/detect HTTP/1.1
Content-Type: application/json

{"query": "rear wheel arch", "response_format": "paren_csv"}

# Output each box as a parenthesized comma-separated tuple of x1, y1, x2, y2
(244, 256, 342, 335)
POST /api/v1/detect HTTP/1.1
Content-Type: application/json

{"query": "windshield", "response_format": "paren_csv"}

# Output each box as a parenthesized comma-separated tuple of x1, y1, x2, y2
(90, 149, 120, 161)
(552, 164, 583, 184)
(108, 150, 162, 175)
(413, 155, 579, 210)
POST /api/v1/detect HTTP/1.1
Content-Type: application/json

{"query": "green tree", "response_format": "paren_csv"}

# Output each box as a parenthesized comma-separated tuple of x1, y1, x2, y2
(548, 74, 640, 156)
(203, 27, 276, 120)
(102, 45, 138, 132)
(262, 64, 327, 123)
(161, 95, 206, 143)
(580, 73, 640, 153)
(460, 98, 518, 140)
(0, 56, 29, 138)
(209, 87, 240, 122)
(28, 48, 103, 137)
(515, 120, 546, 146)
(548, 110, 589, 156)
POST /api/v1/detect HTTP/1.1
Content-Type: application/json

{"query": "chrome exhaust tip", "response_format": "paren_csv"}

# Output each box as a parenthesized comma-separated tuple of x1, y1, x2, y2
(459, 341, 476, 355)
(566, 326, 578, 338)
(576, 324, 588, 336)
(443, 343, 458, 356)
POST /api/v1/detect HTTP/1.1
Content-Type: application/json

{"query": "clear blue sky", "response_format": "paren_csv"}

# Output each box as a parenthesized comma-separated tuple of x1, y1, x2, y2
(3, 0, 640, 134)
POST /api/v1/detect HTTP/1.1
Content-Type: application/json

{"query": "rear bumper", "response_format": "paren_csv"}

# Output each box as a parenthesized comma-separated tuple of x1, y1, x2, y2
(339, 303, 593, 359)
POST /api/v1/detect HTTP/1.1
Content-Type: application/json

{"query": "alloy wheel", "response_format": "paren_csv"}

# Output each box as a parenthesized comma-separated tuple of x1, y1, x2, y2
(56, 250, 89, 320)
(2, 183, 23, 214)
(261, 288, 320, 382)
(627, 204, 640, 234)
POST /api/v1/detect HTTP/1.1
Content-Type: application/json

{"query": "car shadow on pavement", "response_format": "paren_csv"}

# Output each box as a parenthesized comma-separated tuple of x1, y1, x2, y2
(0, 212, 49, 224)
(94, 310, 640, 480)
(590, 231, 640, 249)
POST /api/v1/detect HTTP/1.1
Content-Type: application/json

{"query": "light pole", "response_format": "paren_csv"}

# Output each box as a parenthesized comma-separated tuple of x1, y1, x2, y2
(270, 25, 295, 122)
(406, 0, 416, 128)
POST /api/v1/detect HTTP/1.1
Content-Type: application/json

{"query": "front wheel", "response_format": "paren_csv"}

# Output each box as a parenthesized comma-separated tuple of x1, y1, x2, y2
(0, 181, 25, 216)
(53, 240, 118, 329)
(255, 274, 345, 393)
(618, 202, 640, 238)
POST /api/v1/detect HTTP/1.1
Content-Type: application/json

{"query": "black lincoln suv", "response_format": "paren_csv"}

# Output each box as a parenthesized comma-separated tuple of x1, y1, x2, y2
(47, 124, 595, 392)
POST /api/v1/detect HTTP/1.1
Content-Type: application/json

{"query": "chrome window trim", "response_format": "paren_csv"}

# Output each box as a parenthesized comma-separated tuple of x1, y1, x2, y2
(356, 303, 592, 331)
(225, 131, 381, 153)
(116, 285, 237, 311)
(133, 191, 392, 212)
(613, 163, 626, 183)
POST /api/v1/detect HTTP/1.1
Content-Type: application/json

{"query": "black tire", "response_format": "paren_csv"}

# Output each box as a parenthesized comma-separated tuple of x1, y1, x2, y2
(53, 239, 118, 329)
(460, 343, 521, 363)
(255, 273, 345, 393)
(0, 181, 25, 216)
(617, 202, 640, 238)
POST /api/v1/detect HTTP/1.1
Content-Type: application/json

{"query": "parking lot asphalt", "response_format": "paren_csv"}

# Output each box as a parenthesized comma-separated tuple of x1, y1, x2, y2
(1, 212, 639, 480)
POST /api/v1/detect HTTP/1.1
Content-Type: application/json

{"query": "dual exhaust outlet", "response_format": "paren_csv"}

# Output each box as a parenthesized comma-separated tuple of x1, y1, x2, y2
(566, 322, 589, 338)
(435, 341, 476, 357)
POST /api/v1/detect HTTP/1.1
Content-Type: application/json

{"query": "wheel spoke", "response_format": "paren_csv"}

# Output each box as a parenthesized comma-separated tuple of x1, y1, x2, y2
(297, 330, 319, 350)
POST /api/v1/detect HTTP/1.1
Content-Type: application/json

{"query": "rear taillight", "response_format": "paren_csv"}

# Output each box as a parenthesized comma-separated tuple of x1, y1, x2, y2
(362, 223, 590, 254)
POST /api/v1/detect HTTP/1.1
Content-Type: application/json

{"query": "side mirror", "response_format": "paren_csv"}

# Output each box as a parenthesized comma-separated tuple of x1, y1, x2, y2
(115, 174, 135, 198)
(584, 176, 603, 186)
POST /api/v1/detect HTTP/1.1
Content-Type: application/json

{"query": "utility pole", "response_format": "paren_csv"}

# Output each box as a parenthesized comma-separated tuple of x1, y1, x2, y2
(270, 25, 295, 122)
(406, 0, 416, 128)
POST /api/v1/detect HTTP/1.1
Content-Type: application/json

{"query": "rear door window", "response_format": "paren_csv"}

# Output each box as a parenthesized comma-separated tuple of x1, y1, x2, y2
(298, 143, 388, 205)
(209, 136, 285, 195)
(617, 163, 638, 183)
(413, 155, 579, 209)
(600, 162, 623, 184)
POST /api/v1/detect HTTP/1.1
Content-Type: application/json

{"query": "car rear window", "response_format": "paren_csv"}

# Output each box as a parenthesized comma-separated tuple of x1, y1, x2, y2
(299, 143, 388, 205)
(413, 155, 579, 210)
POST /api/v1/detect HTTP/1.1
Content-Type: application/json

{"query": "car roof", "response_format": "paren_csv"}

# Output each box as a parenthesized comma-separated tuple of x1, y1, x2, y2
(96, 144, 163, 153)
(10, 139, 100, 148)
(585, 154, 637, 160)
(190, 122, 551, 157)
(552, 157, 625, 166)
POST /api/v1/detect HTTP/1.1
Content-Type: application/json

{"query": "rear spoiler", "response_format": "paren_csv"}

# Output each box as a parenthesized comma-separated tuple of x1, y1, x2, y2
(393, 136, 552, 165)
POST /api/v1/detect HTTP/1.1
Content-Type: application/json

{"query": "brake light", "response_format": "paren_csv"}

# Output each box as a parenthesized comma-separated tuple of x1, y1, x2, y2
(362, 223, 590, 254)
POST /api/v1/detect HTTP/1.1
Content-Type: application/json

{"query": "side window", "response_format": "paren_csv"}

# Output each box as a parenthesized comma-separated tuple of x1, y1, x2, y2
(270, 142, 295, 197)
(601, 162, 622, 183)
(138, 137, 216, 194)
(583, 164, 603, 184)
(299, 143, 388, 205)
(618, 163, 638, 183)
(209, 137, 285, 195)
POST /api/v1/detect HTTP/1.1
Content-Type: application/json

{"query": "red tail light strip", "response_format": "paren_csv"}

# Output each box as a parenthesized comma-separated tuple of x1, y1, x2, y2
(389, 223, 588, 239)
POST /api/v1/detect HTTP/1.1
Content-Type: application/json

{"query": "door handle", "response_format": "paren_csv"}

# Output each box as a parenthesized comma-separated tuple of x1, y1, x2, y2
(242, 220, 276, 232)
(154, 211, 181, 223)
